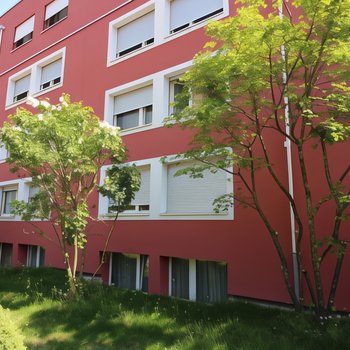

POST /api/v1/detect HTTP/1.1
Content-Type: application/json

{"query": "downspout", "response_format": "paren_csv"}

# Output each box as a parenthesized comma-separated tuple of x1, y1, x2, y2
(0, 25, 5, 53)
(279, 4, 300, 301)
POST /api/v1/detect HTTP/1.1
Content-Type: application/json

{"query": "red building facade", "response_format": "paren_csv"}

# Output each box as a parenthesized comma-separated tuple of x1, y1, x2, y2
(0, 0, 349, 310)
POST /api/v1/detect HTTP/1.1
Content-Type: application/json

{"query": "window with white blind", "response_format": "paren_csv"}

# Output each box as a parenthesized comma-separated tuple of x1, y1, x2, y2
(166, 161, 227, 214)
(13, 16, 34, 49)
(1, 187, 17, 216)
(110, 253, 149, 292)
(27, 245, 45, 268)
(40, 58, 62, 90)
(116, 11, 154, 58)
(13, 75, 30, 103)
(170, 0, 224, 34)
(113, 86, 153, 130)
(0, 145, 8, 163)
(44, 0, 68, 29)
(108, 166, 151, 214)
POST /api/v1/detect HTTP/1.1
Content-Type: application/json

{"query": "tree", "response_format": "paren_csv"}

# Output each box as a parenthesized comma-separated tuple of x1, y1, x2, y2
(167, 0, 350, 315)
(0, 95, 137, 296)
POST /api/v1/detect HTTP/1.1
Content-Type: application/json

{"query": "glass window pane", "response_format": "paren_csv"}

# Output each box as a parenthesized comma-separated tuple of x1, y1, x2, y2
(171, 258, 189, 299)
(0, 243, 12, 266)
(115, 109, 139, 130)
(196, 260, 227, 302)
(144, 105, 152, 125)
(111, 253, 137, 289)
(3, 190, 17, 214)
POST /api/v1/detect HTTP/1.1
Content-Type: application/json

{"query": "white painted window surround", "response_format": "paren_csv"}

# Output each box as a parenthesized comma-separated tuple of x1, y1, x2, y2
(104, 60, 191, 136)
(14, 16, 34, 48)
(99, 156, 233, 221)
(45, 0, 68, 21)
(107, 0, 229, 66)
(0, 178, 34, 221)
(6, 47, 66, 109)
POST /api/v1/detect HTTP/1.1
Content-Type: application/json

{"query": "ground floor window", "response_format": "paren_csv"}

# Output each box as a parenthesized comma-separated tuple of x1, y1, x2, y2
(169, 258, 227, 302)
(0, 243, 12, 266)
(110, 252, 149, 292)
(27, 245, 45, 268)
(170, 257, 189, 299)
(196, 260, 227, 303)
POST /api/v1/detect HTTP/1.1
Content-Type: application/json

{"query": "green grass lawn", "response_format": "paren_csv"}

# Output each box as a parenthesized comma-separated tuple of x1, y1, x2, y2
(0, 267, 349, 350)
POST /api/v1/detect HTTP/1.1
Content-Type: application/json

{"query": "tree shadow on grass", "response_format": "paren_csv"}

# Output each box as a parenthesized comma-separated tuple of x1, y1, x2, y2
(25, 303, 187, 350)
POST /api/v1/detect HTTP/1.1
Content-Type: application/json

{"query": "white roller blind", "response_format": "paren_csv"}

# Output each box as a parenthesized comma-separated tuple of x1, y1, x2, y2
(170, 0, 223, 31)
(167, 161, 227, 214)
(114, 86, 153, 114)
(117, 12, 154, 54)
(14, 75, 30, 96)
(132, 166, 150, 205)
(45, 0, 68, 20)
(41, 59, 62, 84)
(14, 16, 34, 42)
(0, 145, 8, 161)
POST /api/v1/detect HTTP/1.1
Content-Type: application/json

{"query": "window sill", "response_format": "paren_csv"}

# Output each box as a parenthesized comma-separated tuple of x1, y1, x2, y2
(99, 212, 150, 219)
(11, 39, 33, 53)
(41, 16, 68, 34)
(164, 10, 227, 43)
(119, 123, 152, 136)
(108, 43, 154, 67)
(0, 215, 16, 220)
(32, 82, 63, 98)
(160, 212, 228, 217)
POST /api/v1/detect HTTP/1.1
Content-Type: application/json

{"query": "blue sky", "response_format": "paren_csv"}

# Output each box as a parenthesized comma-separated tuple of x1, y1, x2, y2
(0, 0, 20, 16)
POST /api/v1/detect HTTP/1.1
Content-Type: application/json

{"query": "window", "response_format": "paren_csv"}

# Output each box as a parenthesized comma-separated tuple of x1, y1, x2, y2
(170, 258, 189, 299)
(0, 144, 8, 163)
(110, 253, 149, 292)
(28, 185, 40, 202)
(169, 258, 227, 302)
(108, 166, 150, 213)
(196, 260, 227, 302)
(116, 11, 154, 58)
(1, 187, 17, 215)
(27, 245, 45, 267)
(0, 243, 12, 267)
(13, 16, 34, 49)
(169, 77, 189, 115)
(40, 58, 62, 90)
(113, 85, 153, 130)
(44, 0, 68, 29)
(166, 161, 227, 214)
(170, 0, 223, 34)
(13, 75, 30, 103)
(6, 48, 65, 107)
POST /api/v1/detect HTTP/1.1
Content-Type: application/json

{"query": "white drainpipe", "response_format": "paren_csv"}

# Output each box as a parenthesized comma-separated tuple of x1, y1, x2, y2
(0, 25, 5, 52)
(279, 4, 300, 301)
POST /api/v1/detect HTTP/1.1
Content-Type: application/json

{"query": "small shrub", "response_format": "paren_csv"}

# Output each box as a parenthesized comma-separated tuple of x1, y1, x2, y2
(0, 305, 26, 350)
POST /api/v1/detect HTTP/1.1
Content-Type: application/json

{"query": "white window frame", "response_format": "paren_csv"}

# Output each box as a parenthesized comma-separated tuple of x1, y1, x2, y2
(6, 47, 66, 108)
(0, 186, 18, 217)
(105, 78, 155, 135)
(112, 85, 153, 131)
(100, 161, 151, 218)
(161, 156, 232, 217)
(0, 178, 32, 220)
(108, 252, 149, 291)
(169, 258, 227, 302)
(168, 0, 225, 35)
(44, 0, 69, 30)
(13, 16, 35, 50)
(107, 2, 155, 65)
(99, 155, 233, 221)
